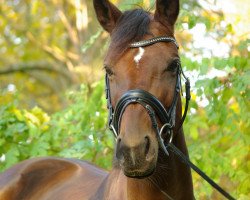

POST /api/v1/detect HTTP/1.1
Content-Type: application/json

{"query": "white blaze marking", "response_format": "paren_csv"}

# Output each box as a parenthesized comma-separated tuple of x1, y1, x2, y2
(134, 47, 145, 66)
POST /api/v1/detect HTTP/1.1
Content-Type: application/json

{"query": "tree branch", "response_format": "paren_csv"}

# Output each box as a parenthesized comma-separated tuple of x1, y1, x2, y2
(0, 61, 77, 83)
(26, 32, 78, 71)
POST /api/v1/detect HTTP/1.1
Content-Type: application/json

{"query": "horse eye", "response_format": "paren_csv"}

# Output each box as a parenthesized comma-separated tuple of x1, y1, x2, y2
(104, 65, 114, 76)
(166, 60, 178, 73)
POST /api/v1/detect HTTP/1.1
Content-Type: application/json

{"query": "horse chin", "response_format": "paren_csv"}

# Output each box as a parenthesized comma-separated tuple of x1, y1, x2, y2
(123, 166, 155, 179)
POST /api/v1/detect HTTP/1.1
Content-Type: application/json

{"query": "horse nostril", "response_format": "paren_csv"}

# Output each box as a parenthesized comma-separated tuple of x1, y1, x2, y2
(144, 136, 150, 156)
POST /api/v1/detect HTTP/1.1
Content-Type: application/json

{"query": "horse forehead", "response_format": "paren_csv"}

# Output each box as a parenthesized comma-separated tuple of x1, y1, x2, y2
(112, 41, 175, 62)
(128, 44, 177, 68)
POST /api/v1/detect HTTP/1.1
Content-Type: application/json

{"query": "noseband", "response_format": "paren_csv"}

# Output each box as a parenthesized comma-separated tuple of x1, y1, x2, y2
(105, 36, 191, 152)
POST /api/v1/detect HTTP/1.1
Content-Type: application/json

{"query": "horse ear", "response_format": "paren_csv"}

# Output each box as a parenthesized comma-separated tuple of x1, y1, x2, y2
(154, 0, 179, 28)
(93, 0, 122, 33)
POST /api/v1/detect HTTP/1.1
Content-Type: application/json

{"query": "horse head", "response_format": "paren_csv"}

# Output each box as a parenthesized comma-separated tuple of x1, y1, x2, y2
(94, 0, 182, 178)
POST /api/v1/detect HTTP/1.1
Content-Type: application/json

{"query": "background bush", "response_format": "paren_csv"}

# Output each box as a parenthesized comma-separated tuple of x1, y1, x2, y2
(0, 82, 113, 171)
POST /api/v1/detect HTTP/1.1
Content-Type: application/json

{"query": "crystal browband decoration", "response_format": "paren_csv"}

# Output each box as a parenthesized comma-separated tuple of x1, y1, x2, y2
(130, 36, 179, 49)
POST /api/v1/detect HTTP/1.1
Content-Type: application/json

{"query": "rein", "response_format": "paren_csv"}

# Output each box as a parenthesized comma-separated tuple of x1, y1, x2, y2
(105, 36, 235, 200)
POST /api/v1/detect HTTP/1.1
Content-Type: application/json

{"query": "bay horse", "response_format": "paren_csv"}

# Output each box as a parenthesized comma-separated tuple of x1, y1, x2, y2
(0, 0, 194, 199)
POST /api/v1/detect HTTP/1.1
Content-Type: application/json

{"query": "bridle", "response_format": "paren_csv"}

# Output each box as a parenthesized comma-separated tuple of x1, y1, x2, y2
(104, 36, 235, 200)
(105, 37, 190, 142)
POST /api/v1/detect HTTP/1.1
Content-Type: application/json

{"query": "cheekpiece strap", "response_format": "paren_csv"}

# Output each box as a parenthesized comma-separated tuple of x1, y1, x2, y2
(130, 36, 179, 49)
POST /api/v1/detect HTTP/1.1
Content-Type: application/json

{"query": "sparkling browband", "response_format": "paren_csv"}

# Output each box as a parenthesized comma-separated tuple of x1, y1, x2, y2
(130, 36, 179, 49)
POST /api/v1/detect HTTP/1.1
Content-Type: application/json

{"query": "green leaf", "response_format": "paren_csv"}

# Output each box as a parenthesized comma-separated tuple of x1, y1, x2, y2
(188, 15, 196, 29)
(190, 125, 199, 140)
(5, 146, 20, 168)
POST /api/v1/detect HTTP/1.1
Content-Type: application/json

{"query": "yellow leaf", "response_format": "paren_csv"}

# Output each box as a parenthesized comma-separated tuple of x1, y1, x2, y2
(12, 109, 24, 121)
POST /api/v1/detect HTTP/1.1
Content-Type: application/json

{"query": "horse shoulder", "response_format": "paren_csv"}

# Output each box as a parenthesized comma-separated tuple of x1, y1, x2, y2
(0, 157, 108, 200)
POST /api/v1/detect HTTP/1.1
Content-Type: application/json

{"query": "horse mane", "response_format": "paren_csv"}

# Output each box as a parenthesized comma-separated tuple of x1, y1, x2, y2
(108, 9, 151, 60)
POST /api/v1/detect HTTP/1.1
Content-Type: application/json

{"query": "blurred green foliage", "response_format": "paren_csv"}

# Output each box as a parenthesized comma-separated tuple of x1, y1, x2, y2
(0, 0, 249, 199)
(0, 82, 113, 171)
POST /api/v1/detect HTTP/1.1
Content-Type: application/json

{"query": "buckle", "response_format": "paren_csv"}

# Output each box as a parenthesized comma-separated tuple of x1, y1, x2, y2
(159, 123, 173, 144)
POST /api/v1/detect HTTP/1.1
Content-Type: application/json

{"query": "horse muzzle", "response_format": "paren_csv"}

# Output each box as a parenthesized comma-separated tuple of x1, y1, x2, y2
(116, 133, 158, 178)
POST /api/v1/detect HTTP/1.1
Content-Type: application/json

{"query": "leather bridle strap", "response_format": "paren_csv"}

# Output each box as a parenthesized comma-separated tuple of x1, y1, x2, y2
(105, 73, 114, 129)
(114, 99, 171, 155)
(177, 65, 191, 131)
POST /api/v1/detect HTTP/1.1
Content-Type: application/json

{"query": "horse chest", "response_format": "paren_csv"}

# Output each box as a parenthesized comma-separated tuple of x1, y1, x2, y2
(100, 172, 168, 200)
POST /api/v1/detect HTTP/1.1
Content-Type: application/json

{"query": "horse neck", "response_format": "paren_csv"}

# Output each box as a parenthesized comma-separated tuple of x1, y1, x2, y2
(102, 129, 194, 200)
(149, 128, 194, 200)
